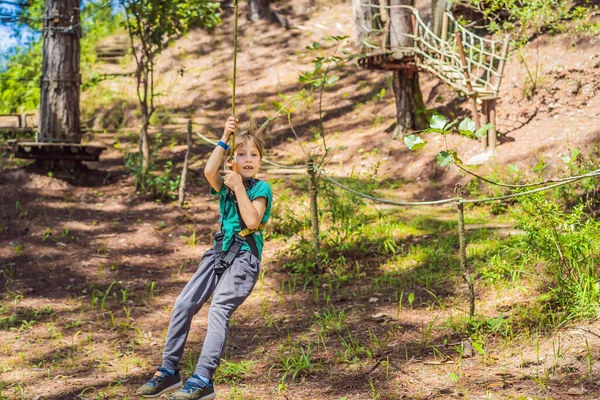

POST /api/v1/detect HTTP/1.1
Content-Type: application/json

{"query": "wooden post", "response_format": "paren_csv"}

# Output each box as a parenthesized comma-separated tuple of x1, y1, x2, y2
(489, 99, 497, 152)
(481, 100, 489, 152)
(307, 161, 322, 273)
(440, 13, 448, 42)
(38, 0, 81, 144)
(440, 13, 448, 63)
(455, 32, 481, 132)
(178, 120, 193, 208)
(456, 184, 475, 320)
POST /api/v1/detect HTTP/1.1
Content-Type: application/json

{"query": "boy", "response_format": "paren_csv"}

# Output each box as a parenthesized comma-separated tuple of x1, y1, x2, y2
(137, 117, 272, 400)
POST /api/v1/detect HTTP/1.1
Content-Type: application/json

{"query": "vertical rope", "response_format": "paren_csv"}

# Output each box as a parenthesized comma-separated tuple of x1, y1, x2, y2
(230, 0, 239, 168)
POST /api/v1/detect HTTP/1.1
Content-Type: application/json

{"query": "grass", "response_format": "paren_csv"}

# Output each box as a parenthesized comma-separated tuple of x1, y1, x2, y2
(2, 141, 600, 399)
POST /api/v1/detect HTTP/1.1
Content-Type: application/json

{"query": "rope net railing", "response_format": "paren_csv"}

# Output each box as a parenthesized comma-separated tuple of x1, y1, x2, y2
(190, 123, 599, 318)
(353, 1, 510, 98)
(192, 127, 600, 207)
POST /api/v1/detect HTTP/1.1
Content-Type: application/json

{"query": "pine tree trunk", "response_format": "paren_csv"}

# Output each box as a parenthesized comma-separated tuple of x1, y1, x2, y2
(38, 0, 81, 143)
(389, 0, 426, 137)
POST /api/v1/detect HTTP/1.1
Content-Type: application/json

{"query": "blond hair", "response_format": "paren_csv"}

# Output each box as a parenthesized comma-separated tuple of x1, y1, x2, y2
(234, 119, 264, 159)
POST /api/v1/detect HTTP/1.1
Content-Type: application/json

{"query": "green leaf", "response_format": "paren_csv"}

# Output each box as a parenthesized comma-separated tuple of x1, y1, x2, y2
(508, 164, 518, 173)
(313, 41, 321, 49)
(533, 159, 547, 173)
(560, 155, 572, 164)
(404, 135, 427, 151)
(458, 117, 476, 136)
(475, 123, 494, 138)
(429, 114, 447, 130)
(571, 148, 580, 159)
(326, 75, 339, 85)
(437, 151, 454, 167)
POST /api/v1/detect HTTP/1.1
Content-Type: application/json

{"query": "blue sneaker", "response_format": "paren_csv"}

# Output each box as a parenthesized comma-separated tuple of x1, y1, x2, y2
(137, 367, 182, 398)
(168, 375, 215, 400)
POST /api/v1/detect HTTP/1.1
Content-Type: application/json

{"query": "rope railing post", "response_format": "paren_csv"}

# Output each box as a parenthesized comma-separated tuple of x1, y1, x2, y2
(308, 160, 322, 273)
(456, 184, 475, 321)
(178, 119, 193, 208)
(455, 31, 482, 136)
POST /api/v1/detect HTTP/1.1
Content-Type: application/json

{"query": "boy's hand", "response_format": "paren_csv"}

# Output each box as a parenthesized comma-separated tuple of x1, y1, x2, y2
(222, 116, 238, 143)
(223, 170, 243, 192)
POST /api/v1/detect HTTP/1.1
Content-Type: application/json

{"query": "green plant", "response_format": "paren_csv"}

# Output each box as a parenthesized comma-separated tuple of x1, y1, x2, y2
(272, 343, 318, 383)
(464, 0, 600, 43)
(337, 331, 372, 363)
(213, 359, 256, 384)
(180, 230, 198, 247)
(514, 194, 600, 323)
(313, 306, 347, 336)
(124, 151, 182, 200)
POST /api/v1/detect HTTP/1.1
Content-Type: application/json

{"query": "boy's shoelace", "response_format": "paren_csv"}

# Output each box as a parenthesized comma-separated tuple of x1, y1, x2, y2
(181, 380, 204, 393)
(148, 367, 172, 386)
(147, 375, 165, 387)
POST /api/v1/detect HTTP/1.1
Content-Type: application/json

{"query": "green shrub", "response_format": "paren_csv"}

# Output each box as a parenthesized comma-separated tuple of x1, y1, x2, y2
(513, 193, 600, 323)
(464, 0, 600, 43)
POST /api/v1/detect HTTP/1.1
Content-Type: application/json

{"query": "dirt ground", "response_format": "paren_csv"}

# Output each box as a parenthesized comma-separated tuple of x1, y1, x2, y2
(2, 0, 600, 399)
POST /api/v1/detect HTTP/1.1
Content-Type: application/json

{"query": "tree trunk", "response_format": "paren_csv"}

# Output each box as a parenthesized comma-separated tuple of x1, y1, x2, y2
(247, 0, 288, 28)
(140, 104, 150, 178)
(247, 0, 271, 21)
(353, 0, 384, 49)
(38, 0, 81, 143)
(389, 0, 426, 137)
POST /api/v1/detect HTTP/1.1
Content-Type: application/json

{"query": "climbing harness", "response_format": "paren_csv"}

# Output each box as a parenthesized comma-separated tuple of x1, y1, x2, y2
(213, 177, 265, 277)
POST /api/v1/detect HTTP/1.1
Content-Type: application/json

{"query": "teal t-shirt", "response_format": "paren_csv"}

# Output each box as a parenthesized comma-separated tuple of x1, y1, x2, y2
(210, 179, 273, 261)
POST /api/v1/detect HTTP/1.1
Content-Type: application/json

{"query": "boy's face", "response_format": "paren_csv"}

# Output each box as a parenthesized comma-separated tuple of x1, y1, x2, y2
(235, 141, 262, 179)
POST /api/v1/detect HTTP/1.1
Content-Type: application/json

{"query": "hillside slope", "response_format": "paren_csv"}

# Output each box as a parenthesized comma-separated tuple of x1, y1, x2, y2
(87, 0, 600, 196)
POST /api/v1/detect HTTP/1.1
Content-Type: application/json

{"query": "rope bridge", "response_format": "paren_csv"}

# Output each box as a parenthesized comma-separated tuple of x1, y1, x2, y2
(353, 1, 510, 153)
(354, 2, 510, 99)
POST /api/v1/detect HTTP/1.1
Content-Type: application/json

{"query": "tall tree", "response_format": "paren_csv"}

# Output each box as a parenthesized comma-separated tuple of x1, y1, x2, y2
(247, 0, 270, 21)
(389, 0, 426, 137)
(247, 0, 288, 28)
(38, 0, 81, 143)
(120, 0, 220, 179)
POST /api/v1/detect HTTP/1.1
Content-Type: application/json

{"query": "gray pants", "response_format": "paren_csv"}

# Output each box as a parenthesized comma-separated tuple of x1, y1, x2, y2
(161, 248, 260, 380)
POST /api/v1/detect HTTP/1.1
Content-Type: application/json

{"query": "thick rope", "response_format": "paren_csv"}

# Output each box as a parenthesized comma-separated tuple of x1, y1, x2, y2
(318, 169, 459, 206)
(462, 170, 600, 204)
(196, 129, 600, 206)
(455, 163, 600, 189)
(230, 0, 239, 157)
(195, 131, 304, 169)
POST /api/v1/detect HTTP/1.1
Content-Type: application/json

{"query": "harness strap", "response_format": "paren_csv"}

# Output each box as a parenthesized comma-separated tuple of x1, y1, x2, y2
(214, 177, 264, 276)
(239, 223, 267, 238)
(233, 201, 260, 260)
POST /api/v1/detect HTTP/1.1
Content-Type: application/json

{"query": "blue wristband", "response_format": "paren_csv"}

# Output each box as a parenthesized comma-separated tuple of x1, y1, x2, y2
(217, 140, 230, 151)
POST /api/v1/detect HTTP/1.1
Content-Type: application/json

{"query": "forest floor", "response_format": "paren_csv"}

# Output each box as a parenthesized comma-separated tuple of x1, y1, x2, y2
(2, 0, 600, 399)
